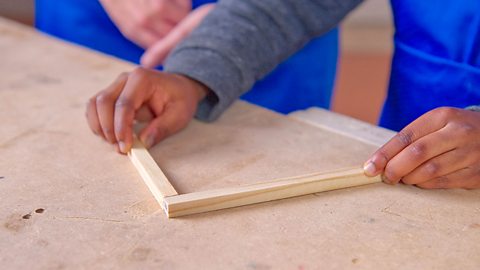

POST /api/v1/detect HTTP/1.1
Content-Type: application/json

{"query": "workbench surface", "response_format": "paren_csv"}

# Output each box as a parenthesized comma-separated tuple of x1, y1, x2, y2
(1, 18, 479, 269)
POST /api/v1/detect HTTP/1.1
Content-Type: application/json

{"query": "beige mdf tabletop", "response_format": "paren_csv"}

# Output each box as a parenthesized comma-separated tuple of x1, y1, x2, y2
(0, 18, 479, 270)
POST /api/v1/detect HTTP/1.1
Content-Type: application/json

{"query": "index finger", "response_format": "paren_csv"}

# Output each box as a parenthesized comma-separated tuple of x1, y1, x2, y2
(113, 68, 163, 153)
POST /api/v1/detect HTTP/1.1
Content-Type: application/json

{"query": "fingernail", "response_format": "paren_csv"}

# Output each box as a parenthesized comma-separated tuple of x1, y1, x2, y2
(381, 174, 393, 185)
(118, 141, 128, 154)
(363, 161, 377, 176)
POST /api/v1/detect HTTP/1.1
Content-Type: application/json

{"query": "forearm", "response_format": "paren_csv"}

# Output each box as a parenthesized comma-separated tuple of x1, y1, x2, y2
(164, 0, 363, 121)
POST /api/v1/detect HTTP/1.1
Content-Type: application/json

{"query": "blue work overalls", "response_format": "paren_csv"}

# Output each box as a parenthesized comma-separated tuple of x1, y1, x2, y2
(35, 0, 339, 114)
(381, 0, 480, 131)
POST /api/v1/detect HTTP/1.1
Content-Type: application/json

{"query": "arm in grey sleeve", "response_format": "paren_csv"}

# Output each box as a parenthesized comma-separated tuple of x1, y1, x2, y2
(163, 0, 363, 121)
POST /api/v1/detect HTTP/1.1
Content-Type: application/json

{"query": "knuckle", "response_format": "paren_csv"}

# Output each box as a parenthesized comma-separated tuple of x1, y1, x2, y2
(96, 92, 113, 105)
(396, 129, 415, 147)
(434, 107, 458, 122)
(115, 97, 135, 110)
(375, 149, 390, 163)
(409, 142, 427, 159)
(423, 162, 440, 178)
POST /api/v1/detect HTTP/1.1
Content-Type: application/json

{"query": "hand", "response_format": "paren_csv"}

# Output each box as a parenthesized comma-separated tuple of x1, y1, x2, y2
(86, 68, 209, 154)
(140, 3, 214, 68)
(99, 0, 191, 48)
(364, 107, 480, 189)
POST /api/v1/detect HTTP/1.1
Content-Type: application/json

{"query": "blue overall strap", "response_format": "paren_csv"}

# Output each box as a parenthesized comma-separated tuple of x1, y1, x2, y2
(380, 0, 480, 131)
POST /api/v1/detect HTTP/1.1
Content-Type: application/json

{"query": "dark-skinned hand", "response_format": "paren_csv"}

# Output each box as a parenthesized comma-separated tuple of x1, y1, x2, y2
(86, 68, 208, 154)
(364, 107, 480, 189)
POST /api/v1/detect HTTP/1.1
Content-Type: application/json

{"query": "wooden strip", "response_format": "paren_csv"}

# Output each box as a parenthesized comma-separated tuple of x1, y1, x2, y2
(128, 138, 178, 208)
(163, 168, 381, 218)
(289, 108, 396, 147)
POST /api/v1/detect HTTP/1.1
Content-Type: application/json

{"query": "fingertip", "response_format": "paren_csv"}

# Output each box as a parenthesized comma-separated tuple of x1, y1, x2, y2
(140, 55, 153, 69)
(140, 52, 158, 69)
(118, 141, 131, 154)
(363, 161, 378, 177)
(381, 174, 394, 185)
(114, 124, 133, 153)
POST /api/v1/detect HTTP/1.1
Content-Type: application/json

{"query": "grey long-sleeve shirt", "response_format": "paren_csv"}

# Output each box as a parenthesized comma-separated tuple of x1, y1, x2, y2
(164, 0, 363, 121)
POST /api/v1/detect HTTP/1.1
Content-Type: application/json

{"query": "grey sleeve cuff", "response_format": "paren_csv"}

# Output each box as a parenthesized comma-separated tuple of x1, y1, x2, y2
(465, 105, 480, 112)
(164, 48, 247, 122)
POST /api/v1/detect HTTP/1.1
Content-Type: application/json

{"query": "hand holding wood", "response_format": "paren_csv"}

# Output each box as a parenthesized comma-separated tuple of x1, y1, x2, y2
(364, 107, 480, 189)
(85, 68, 209, 154)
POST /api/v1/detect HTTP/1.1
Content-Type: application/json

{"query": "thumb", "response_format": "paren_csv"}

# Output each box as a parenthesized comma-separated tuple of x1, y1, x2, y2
(138, 102, 193, 148)
(140, 3, 214, 68)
